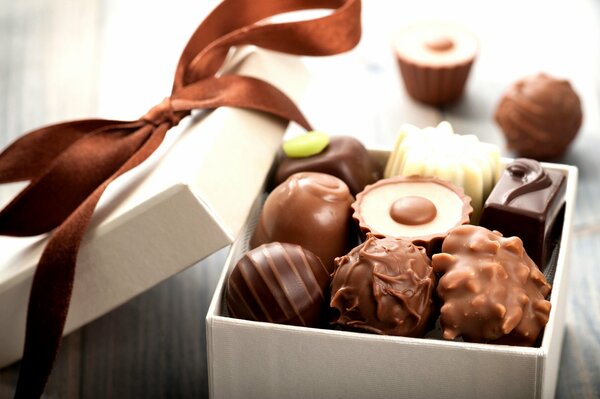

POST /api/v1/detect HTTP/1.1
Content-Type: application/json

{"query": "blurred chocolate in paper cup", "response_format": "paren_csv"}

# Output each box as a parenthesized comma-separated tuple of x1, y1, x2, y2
(393, 22, 478, 106)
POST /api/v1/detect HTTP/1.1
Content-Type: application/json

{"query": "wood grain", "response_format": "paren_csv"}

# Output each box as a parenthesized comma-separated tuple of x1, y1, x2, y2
(1, 0, 599, 398)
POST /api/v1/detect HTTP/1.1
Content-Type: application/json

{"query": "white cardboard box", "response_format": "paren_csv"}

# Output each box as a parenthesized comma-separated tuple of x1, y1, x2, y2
(206, 151, 578, 399)
(0, 48, 309, 368)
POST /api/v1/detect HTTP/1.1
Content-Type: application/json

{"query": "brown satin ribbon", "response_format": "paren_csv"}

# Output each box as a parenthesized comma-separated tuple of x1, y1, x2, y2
(0, 0, 361, 397)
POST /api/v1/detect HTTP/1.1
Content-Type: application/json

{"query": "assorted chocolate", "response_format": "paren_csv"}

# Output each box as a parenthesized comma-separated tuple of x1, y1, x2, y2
(432, 225, 551, 346)
(227, 128, 567, 348)
(383, 121, 500, 220)
(225, 16, 578, 351)
(495, 73, 582, 160)
(393, 22, 478, 106)
(250, 171, 355, 272)
(227, 242, 329, 327)
(480, 158, 566, 269)
(273, 135, 380, 195)
(330, 236, 436, 337)
(352, 175, 472, 255)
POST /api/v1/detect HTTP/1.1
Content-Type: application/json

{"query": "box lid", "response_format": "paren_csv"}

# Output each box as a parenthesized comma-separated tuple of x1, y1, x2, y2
(0, 47, 309, 367)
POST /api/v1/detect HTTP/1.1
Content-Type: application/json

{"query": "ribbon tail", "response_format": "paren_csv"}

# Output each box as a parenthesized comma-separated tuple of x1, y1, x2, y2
(13, 124, 170, 398)
(0, 119, 124, 183)
(0, 121, 151, 237)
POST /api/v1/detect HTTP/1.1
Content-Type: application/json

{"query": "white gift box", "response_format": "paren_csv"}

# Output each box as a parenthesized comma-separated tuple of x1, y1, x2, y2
(0, 48, 309, 368)
(206, 150, 577, 399)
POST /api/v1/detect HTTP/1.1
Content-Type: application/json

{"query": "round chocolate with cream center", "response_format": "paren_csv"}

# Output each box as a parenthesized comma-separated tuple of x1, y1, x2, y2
(390, 196, 437, 225)
(352, 176, 472, 254)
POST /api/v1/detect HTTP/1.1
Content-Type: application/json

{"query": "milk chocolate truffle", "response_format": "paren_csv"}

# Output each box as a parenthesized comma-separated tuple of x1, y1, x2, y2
(432, 225, 552, 346)
(495, 73, 582, 160)
(251, 172, 355, 272)
(480, 158, 566, 269)
(393, 22, 478, 106)
(352, 176, 472, 255)
(273, 136, 380, 195)
(330, 236, 436, 337)
(227, 242, 330, 327)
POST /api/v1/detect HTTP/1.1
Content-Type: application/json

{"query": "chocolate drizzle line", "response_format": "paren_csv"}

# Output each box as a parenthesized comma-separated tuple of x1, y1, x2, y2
(0, 1, 362, 397)
(502, 158, 552, 205)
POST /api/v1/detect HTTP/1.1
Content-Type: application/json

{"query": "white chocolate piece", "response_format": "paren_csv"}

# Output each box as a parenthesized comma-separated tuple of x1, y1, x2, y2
(384, 122, 501, 219)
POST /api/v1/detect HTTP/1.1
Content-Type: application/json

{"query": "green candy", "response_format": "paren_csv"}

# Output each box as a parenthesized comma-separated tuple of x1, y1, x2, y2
(283, 131, 330, 158)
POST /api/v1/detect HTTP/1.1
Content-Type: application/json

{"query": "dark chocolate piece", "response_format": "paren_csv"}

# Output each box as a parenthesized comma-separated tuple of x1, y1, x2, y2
(226, 242, 330, 327)
(495, 73, 582, 160)
(432, 225, 552, 346)
(273, 136, 380, 195)
(330, 236, 436, 337)
(480, 158, 565, 269)
(251, 172, 355, 272)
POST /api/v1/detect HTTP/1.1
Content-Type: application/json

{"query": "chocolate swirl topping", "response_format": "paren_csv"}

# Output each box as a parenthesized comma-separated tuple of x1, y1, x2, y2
(502, 158, 552, 205)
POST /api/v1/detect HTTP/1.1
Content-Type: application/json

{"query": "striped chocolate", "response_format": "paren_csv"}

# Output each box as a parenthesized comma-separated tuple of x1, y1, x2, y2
(226, 242, 330, 327)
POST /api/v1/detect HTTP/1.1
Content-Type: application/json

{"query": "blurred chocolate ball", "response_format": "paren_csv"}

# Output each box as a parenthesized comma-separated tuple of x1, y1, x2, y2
(495, 73, 582, 160)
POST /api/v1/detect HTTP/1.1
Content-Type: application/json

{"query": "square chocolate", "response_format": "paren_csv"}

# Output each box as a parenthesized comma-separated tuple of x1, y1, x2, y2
(479, 159, 566, 269)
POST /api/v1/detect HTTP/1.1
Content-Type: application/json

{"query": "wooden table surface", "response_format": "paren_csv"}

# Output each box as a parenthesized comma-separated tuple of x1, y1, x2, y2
(1, 0, 599, 397)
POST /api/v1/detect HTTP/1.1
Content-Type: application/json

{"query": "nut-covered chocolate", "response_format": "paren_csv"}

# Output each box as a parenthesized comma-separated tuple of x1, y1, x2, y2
(495, 73, 582, 160)
(273, 136, 380, 195)
(432, 225, 552, 346)
(251, 172, 355, 272)
(352, 176, 472, 255)
(330, 236, 436, 337)
(226, 242, 330, 327)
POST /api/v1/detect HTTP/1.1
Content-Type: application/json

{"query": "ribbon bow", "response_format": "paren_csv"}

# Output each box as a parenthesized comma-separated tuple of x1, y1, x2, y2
(0, 0, 361, 396)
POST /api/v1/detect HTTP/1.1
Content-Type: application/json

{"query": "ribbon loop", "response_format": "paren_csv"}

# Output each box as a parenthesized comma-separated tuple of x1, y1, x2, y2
(173, 0, 361, 90)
